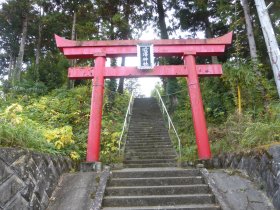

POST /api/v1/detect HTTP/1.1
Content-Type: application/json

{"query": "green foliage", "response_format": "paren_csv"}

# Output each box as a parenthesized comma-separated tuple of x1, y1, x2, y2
(0, 84, 130, 162)
(0, 103, 56, 154)
(25, 53, 69, 90)
(241, 122, 280, 148)
(164, 71, 279, 161)
(101, 91, 131, 163)
(209, 102, 280, 155)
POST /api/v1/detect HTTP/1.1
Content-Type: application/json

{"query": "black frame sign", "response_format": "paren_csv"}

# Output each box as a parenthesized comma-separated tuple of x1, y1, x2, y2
(137, 43, 154, 70)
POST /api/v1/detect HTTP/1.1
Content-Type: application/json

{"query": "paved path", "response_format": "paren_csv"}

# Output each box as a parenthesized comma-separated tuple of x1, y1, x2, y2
(46, 168, 275, 210)
(47, 172, 98, 210)
(204, 169, 274, 210)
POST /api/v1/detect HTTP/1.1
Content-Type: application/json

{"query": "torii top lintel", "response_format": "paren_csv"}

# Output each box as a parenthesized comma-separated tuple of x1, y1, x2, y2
(55, 32, 233, 59)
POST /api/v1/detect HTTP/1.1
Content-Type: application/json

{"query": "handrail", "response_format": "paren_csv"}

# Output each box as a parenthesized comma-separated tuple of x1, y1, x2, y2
(155, 89, 182, 159)
(118, 91, 134, 154)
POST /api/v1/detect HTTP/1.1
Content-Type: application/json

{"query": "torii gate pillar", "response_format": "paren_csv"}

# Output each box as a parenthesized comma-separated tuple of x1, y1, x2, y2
(185, 53, 211, 159)
(87, 55, 106, 161)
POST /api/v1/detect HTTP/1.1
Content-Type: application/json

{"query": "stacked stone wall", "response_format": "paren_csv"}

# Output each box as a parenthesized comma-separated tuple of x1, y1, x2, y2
(189, 145, 280, 209)
(0, 147, 73, 210)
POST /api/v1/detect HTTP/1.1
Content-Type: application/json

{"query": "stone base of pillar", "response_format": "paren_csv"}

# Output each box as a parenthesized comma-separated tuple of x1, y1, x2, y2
(80, 161, 102, 172)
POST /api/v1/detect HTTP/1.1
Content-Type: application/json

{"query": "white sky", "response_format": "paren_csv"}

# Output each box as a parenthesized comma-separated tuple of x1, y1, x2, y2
(126, 30, 161, 97)
(105, 29, 162, 97)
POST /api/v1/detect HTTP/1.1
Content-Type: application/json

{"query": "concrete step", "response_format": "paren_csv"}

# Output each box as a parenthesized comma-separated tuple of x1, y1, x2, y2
(126, 139, 172, 143)
(127, 134, 169, 138)
(102, 204, 220, 210)
(125, 144, 174, 149)
(123, 159, 176, 164)
(127, 136, 170, 139)
(128, 127, 166, 130)
(125, 148, 175, 153)
(124, 163, 178, 168)
(124, 155, 177, 160)
(128, 124, 166, 128)
(125, 142, 172, 146)
(102, 194, 215, 207)
(125, 145, 174, 149)
(127, 132, 169, 136)
(125, 151, 177, 156)
(111, 169, 200, 178)
(129, 116, 164, 119)
(109, 176, 204, 186)
(105, 184, 210, 196)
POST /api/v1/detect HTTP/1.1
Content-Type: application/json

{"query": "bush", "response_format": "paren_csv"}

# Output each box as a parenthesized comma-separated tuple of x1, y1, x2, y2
(0, 85, 131, 162)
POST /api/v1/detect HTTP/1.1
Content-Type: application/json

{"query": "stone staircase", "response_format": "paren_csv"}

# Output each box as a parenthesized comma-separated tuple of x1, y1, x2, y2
(124, 98, 177, 168)
(101, 98, 221, 210)
(102, 168, 220, 210)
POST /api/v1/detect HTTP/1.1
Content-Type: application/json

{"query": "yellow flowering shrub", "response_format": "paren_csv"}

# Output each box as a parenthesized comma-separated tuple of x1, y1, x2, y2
(70, 151, 80, 160)
(1, 103, 24, 125)
(44, 126, 74, 149)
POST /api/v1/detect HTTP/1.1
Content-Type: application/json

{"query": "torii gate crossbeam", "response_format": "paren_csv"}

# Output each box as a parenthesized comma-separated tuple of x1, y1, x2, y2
(55, 32, 233, 162)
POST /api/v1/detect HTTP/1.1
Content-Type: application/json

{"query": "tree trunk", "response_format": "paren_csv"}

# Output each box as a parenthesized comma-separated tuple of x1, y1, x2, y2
(8, 54, 16, 81)
(156, 0, 178, 110)
(240, 0, 258, 61)
(35, 22, 42, 81)
(14, 15, 28, 85)
(68, 11, 77, 89)
(156, 0, 168, 39)
(117, 57, 125, 94)
(241, 0, 268, 107)
(204, 2, 218, 64)
(205, 23, 218, 64)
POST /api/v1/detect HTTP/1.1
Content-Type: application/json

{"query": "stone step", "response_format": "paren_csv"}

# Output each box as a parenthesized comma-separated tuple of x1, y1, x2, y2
(126, 137, 171, 140)
(125, 145, 174, 150)
(128, 123, 165, 126)
(128, 131, 168, 135)
(125, 145, 173, 149)
(124, 163, 177, 168)
(125, 142, 172, 146)
(109, 177, 204, 186)
(102, 194, 215, 207)
(127, 131, 169, 135)
(111, 169, 200, 178)
(129, 121, 164, 124)
(128, 125, 166, 128)
(125, 151, 177, 156)
(127, 134, 168, 137)
(105, 184, 210, 196)
(102, 204, 221, 210)
(127, 136, 170, 141)
(125, 148, 175, 153)
(125, 154, 177, 160)
(126, 138, 171, 142)
(129, 122, 165, 125)
(123, 159, 176, 165)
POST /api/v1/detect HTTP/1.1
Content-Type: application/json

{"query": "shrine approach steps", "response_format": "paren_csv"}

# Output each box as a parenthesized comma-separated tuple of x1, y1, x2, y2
(101, 98, 220, 210)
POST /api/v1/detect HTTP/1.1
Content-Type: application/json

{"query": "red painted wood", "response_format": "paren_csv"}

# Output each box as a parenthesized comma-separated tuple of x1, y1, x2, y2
(184, 54, 211, 159)
(55, 32, 233, 48)
(86, 56, 106, 162)
(55, 32, 232, 59)
(58, 45, 226, 59)
(68, 64, 223, 79)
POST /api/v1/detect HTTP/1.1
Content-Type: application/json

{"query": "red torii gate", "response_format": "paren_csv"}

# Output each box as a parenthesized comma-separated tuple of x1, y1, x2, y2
(55, 32, 233, 162)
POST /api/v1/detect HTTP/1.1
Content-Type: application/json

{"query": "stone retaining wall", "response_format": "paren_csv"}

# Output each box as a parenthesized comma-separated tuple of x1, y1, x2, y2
(193, 145, 280, 209)
(0, 147, 73, 210)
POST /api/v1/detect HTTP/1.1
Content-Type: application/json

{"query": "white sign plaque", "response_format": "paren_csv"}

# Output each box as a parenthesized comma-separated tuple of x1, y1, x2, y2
(137, 44, 154, 70)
